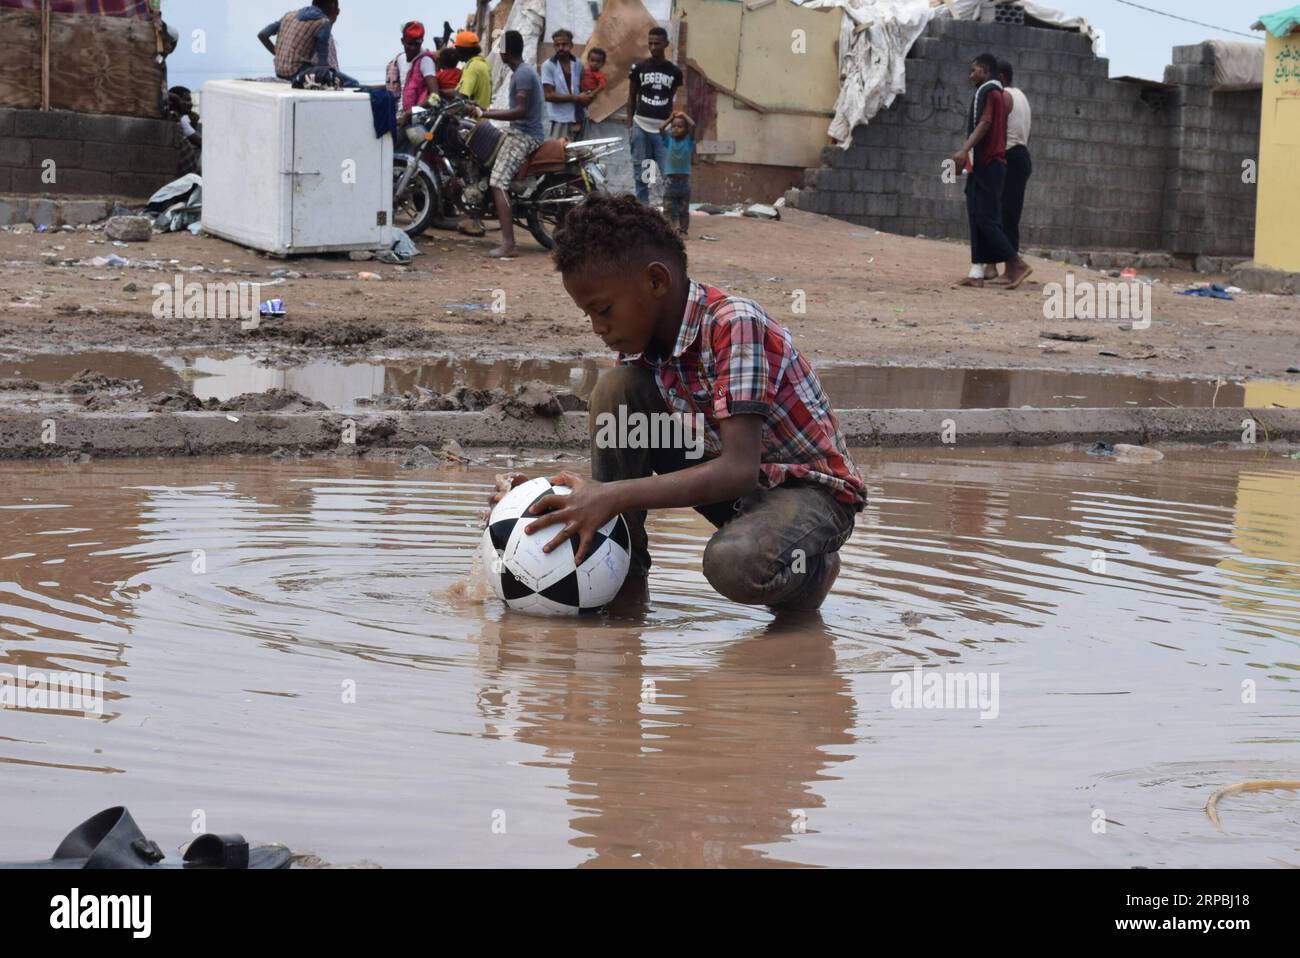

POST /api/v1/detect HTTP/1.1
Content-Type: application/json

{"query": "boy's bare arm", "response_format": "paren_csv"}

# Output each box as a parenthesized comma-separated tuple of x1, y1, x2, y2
(605, 415, 761, 513)
(524, 415, 764, 562)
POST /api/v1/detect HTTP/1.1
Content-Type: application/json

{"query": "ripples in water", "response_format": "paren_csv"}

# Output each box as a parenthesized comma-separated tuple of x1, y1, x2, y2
(0, 447, 1296, 867)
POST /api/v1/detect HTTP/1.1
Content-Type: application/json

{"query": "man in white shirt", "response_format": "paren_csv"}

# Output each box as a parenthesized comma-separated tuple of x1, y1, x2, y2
(999, 59, 1032, 261)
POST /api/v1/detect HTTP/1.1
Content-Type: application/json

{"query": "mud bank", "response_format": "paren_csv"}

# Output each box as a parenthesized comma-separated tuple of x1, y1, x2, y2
(3, 406, 1298, 460)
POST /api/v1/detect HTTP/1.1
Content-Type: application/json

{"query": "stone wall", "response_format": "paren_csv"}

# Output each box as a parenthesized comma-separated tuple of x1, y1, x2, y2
(793, 18, 1260, 258)
(0, 107, 181, 200)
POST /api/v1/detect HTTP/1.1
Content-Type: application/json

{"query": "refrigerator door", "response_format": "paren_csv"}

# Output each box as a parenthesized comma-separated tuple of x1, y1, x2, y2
(289, 99, 391, 252)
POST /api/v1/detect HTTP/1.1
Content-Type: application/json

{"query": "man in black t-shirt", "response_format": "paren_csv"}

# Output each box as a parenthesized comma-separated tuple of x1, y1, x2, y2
(626, 26, 683, 206)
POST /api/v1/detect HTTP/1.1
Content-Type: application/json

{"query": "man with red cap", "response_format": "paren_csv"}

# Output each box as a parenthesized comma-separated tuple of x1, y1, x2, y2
(386, 21, 439, 127)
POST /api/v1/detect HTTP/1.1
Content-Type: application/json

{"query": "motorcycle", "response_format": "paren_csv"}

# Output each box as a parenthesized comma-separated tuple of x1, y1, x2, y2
(392, 96, 622, 247)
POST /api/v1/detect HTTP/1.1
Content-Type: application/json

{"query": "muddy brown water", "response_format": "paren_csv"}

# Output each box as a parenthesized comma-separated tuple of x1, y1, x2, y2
(1, 448, 1297, 867)
(6, 351, 1300, 411)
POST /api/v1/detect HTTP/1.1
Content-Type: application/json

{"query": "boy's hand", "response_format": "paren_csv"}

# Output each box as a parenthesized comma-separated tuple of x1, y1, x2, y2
(481, 472, 529, 524)
(524, 471, 621, 564)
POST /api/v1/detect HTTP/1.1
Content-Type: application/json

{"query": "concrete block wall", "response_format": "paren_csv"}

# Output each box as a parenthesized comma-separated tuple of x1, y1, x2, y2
(1160, 45, 1259, 255)
(795, 20, 1258, 258)
(0, 108, 181, 199)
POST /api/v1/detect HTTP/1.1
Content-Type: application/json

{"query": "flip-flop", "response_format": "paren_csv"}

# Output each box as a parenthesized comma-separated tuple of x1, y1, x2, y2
(0, 806, 293, 869)
(1006, 264, 1034, 290)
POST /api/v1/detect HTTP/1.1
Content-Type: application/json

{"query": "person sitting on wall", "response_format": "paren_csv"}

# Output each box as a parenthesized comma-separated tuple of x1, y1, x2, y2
(259, 1, 358, 87)
(167, 86, 202, 177)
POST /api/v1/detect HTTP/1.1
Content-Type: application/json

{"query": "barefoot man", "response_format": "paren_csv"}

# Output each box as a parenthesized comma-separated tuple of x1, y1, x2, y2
(951, 53, 1031, 290)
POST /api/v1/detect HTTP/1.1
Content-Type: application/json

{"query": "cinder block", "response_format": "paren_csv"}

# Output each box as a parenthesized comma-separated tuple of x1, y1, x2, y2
(81, 142, 131, 173)
(128, 144, 181, 175)
(26, 198, 57, 227)
(0, 136, 32, 166)
(112, 172, 169, 198)
(27, 137, 82, 169)
(9, 167, 46, 193)
(866, 193, 900, 217)
(49, 170, 116, 196)
(797, 190, 829, 214)
(833, 192, 862, 217)
(57, 198, 111, 225)
(0, 195, 28, 224)
(905, 59, 939, 84)
(0, 108, 15, 137)
(14, 110, 82, 139)
(865, 147, 901, 171)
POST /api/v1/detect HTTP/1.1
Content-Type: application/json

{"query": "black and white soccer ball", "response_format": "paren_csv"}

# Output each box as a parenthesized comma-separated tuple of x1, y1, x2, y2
(480, 477, 631, 616)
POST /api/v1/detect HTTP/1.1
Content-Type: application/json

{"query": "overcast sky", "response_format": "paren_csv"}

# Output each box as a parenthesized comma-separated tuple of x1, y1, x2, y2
(164, 0, 1264, 90)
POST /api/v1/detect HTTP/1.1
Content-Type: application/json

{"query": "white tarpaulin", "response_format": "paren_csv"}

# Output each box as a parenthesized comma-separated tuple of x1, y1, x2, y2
(547, 0, 600, 44)
(792, 0, 1101, 148)
(1208, 40, 1265, 90)
(490, 0, 547, 110)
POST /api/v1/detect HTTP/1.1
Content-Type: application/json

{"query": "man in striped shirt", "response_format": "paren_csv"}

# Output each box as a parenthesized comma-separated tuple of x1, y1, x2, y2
(493, 194, 864, 613)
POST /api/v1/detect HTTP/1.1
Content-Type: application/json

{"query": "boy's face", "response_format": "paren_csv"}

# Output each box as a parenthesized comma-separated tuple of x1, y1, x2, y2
(970, 61, 989, 86)
(563, 261, 672, 356)
(588, 52, 605, 71)
(670, 117, 688, 138)
(648, 34, 667, 59)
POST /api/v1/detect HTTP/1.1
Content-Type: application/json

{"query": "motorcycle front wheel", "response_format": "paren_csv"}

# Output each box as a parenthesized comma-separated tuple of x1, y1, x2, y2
(392, 154, 440, 238)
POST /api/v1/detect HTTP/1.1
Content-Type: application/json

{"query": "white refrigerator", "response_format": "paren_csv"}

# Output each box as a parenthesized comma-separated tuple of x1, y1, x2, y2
(200, 80, 393, 256)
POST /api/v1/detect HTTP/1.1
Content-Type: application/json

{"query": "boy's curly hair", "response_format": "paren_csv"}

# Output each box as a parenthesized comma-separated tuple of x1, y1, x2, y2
(553, 193, 687, 277)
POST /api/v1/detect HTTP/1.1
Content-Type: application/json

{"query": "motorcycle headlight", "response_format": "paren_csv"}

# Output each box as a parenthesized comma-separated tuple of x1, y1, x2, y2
(405, 124, 429, 147)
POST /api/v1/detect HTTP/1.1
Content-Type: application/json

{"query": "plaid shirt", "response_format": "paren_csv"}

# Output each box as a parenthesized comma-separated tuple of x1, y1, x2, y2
(623, 280, 865, 509)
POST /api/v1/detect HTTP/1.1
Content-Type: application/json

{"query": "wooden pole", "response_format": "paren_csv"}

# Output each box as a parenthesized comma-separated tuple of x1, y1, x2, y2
(474, 0, 489, 35)
(40, 0, 51, 111)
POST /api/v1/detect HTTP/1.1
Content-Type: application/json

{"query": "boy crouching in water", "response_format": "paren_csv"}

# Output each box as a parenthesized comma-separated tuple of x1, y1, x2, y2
(491, 194, 864, 612)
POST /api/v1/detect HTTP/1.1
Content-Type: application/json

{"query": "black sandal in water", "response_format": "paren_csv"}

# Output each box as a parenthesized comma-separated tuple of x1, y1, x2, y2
(0, 806, 293, 869)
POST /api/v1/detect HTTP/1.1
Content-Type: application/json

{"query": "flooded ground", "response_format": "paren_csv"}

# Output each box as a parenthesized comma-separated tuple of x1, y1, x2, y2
(6, 350, 1300, 412)
(1, 447, 1296, 867)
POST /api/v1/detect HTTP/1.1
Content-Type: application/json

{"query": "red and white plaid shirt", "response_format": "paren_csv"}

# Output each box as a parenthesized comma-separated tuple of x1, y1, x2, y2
(623, 280, 865, 509)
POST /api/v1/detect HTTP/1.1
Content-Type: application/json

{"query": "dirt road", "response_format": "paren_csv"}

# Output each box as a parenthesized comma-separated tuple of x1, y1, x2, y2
(1, 208, 1297, 380)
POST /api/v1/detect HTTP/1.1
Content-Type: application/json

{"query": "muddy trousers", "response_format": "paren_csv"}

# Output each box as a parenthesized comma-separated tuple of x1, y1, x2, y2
(966, 159, 1016, 265)
(589, 364, 857, 609)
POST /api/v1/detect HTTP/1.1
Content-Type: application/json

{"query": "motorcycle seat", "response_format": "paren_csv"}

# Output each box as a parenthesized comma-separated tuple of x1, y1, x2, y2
(520, 138, 569, 177)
